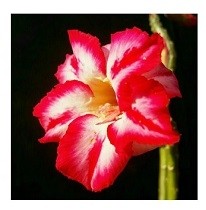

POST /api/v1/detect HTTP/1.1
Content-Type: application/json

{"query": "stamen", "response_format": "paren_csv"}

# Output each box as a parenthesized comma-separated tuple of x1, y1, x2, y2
(96, 103, 121, 124)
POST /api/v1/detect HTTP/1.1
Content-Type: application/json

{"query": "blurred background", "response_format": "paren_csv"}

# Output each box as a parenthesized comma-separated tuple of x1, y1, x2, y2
(11, 14, 197, 200)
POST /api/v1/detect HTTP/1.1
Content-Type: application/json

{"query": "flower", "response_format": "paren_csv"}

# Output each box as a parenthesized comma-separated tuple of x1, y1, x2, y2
(33, 27, 181, 192)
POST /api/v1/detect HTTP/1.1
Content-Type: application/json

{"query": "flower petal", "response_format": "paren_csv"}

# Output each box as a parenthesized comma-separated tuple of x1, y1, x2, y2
(143, 63, 182, 98)
(132, 142, 157, 156)
(108, 113, 180, 153)
(108, 74, 180, 152)
(55, 30, 107, 84)
(118, 75, 175, 131)
(38, 122, 71, 143)
(55, 54, 80, 84)
(68, 30, 106, 82)
(33, 80, 93, 142)
(107, 27, 164, 89)
(56, 114, 131, 192)
(102, 44, 111, 61)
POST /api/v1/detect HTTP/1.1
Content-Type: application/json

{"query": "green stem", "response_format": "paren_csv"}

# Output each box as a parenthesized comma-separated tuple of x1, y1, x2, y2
(166, 146, 178, 199)
(158, 146, 167, 199)
(149, 14, 178, 200)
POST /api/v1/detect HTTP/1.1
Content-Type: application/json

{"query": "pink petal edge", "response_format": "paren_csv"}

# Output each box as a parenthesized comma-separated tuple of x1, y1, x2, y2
(108, 74, 180, 152)
(68, 30, 107, 82)
(56, 114, 131, 192)
(143, 63, 182, 98)
(107, 27, 164, 91)
(33, 80, 93, 143)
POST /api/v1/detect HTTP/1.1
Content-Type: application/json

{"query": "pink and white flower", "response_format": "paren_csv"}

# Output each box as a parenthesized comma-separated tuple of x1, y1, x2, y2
(33, 27, 181, 191)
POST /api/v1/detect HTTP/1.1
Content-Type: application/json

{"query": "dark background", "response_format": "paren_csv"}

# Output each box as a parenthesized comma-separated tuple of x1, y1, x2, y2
(11, 14, 197, 200)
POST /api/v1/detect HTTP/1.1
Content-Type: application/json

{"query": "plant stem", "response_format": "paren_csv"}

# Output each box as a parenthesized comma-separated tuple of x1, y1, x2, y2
(166, 145, 178, 199)
(158, 146, 167, 199)
(149, 14, 178, 200)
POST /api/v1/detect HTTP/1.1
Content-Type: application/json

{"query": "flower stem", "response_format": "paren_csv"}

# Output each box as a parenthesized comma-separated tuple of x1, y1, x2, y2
(158, 146, 167, 199)
(166, 145, 178, 199)
(149, 14, 178, 200)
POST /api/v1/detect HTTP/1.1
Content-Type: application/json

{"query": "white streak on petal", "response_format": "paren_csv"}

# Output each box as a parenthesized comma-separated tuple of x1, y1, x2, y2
(47, 88, 90, 118)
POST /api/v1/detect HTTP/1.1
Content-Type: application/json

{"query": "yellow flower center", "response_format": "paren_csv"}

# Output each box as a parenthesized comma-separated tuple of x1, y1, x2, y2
(87, 77, 121, 123)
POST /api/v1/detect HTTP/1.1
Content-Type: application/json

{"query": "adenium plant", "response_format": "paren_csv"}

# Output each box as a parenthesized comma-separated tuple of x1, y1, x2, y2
(33, 27, 181, 192)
